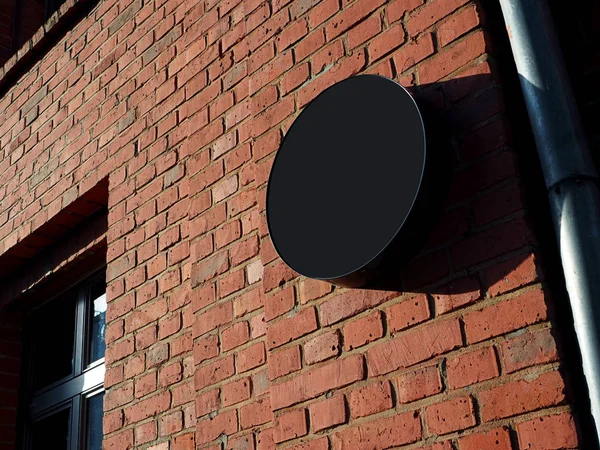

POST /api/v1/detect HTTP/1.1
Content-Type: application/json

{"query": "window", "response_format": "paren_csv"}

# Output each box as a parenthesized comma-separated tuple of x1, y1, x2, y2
(19, 270, 106, 450)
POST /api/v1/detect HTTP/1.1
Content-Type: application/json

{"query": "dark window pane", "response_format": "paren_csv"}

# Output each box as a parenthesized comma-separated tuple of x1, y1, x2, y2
(31, 407, 70, 450)
(31, 291, 76, 390)
(88, 279, 106, 364)
(86, 393, 104, 450)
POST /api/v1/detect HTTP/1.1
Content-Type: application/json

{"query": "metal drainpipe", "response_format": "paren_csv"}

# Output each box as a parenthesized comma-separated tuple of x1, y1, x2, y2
(499, 0, 600, 442)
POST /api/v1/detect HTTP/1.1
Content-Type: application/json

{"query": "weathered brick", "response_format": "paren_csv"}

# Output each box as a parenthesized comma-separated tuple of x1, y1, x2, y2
(458, 427, 512, 450)
(387, 294, 430, 333)
(303, 330, 340, 365)
(271, 355, 365, 410)
(463, 289, 548, 343)
(446, 347, 499, 389)
(267, 307, 318, 349)
(368, 319, 462, 376)
(426, 396, 476, 434)
(517, 412, 578, 450)
(349, 381, 393, 419)
(222, 377, 252, 406)
(309, 396, 346, 432)
(196, 410, 238, 445)
(343, 310, 384, 350)
(499, 328, 558, 373)
(397, 365, 443, 403)
(273, 409, 308, 443)
(478, 371, 566, 421)
(268, 345, 301, 380)
(332, 411, 421, 449)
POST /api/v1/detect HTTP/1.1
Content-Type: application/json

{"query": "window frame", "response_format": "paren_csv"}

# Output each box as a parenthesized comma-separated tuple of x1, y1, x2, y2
(19, 268, 106, 450)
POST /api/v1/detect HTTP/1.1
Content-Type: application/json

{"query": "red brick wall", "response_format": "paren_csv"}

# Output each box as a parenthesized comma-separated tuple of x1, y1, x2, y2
(0, 0, 586, 449)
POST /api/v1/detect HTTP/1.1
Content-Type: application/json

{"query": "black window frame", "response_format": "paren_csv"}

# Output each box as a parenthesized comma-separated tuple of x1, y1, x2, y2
(19, 268, 106, 450)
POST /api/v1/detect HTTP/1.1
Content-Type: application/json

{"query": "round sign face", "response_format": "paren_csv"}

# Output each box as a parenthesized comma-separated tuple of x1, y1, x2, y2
(266, 75, 427, 285)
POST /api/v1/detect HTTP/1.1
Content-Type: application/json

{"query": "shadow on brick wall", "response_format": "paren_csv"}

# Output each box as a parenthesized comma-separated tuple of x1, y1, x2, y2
(353, 73, 540, 301)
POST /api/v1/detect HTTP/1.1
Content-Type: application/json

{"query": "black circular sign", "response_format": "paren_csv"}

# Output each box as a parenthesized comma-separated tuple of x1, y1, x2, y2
(267, 75, 446, 287)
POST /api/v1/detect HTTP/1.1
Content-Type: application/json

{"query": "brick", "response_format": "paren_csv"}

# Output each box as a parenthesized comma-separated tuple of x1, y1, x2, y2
(368, 319, 462, 376)
(273, 409, 308, 443)
(194, 334, 219, 364)
(267, 307, 318, 349)
(486, 253, 539, 296)
(325, 0, 386, 40)
(343, 310, 384, 350)
(250, 51, 293, 95)
(458, 427, 512, 450)
(160, 411, 183, 436)
(426, 396, 476, 435)
(320, 290, 395, 326)
(271, 355, 365, 410)
(213, 175, 239, 202)
(309, 396, 346, 432)
(433, 276, 481, 315)
(407, 0, 469, 35)
(252, 317, 266, 340)
(194, 355, 235, 390)
(234, 287, 265, 317)
(194, 301, 233, 337)
(104, 429, 133, 450)
(265, 286, 295, 321)
(368, 23, 406, 61)
(237, 342, 266, 372)
(247, 260, 264, 284)
(105, 383, 134, 410)
(268, 345, 301, 380)
(276, 20, 308, 51)
(256, 428, 275, 450)
(500, 328, 558, 374)
(219, 269, 245, 297)
(517, 412, 578, 450)
(478, 371, 566, 421)
(252, 97, 295, 139)
(312, 40, 344, 75)
(304, 330, 340, 365)
(222, 321, 250, 351)
(418, 31, 486, 83)
(124, 391, 170, 425)
(349, 381, 393, 419)
(192, 252, 230, 286)
(347, 14, 382, 49)
(215, 220, 242, 249)
(159, 362, 183, 387)
(392, 34, 435, 74)
(280, 63, 310, 95)
(463, 289, 548, 343)
(294, 30, 325, 62)
(397, 365, 442, 403)
(223, 377, 252, 406)
(196, 410, 238, 445)
(332, 411, 421, 449)
(387, 294, 430, 333)
(437, 5, 480, 47)
(387, 0, 423, 22)
(286, 438, 328, 450)
(447, 347, 499, 389)
(240, 396, 274, 429)
(195, 389, 220, 417)
(298, 279, 332, 304)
